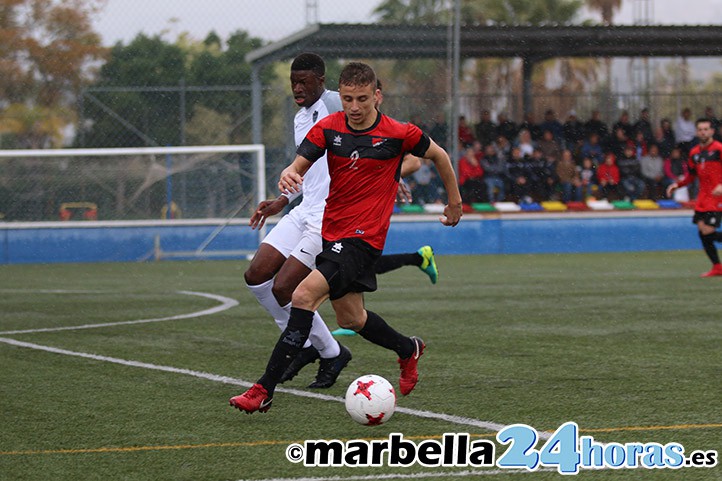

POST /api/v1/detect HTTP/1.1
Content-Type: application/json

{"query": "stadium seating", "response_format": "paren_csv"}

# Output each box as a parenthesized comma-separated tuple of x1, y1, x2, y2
(520, 202, 544, 211)
(471, 202, 497, 212)
(587, 199, 614, 210)
(493, 202, 522, 212)
(657, 199, 682, 209)
(541, 201, 567, 212)
(632, 199, 659, 210)
(611, 200, 635, 210)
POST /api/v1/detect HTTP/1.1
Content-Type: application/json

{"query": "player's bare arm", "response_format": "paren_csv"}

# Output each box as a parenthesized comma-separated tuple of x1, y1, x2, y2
(249, 196, 290, 230)
(424, 139, 463, 226)
(400, 154, 421, 177)
(279, 155, 313, 195)
(395, 154, 421, 204)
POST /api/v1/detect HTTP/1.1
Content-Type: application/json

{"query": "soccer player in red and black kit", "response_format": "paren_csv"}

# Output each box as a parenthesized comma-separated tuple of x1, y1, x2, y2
(230, 62, 463, 414)
(667, 118, 722, 277)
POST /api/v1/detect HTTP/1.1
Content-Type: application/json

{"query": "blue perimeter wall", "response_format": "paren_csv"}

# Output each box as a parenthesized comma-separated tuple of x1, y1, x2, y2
(0, 211, 699, 265)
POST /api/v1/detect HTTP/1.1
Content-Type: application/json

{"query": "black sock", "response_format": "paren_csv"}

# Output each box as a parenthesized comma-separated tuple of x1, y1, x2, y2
(374, 253, 422, 274)
(258, 307, 314, 395)
(358, 310, 414, 358)
(699, 232, 721, 265)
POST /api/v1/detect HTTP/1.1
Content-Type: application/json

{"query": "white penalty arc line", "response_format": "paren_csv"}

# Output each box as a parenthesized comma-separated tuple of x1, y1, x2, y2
(0, 336, 551, 439)
(0, 291, 239, 335)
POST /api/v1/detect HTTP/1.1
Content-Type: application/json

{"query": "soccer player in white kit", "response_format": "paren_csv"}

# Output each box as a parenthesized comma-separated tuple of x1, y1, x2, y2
(243, 53, 435, 388)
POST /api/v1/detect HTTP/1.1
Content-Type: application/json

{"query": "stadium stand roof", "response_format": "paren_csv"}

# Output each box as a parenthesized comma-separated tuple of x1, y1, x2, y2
(247, 24, 722, 65)
(245, 24, 722, 143)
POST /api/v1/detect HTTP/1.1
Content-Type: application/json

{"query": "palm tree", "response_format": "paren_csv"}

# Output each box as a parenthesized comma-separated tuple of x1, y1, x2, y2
(585, 0, 622, 25)
(372, 0, 595, 122)
(585, 0, 623, 112)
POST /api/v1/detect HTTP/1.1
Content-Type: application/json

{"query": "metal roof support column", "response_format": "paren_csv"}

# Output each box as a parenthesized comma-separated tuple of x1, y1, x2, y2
(522, 56, 534, 116)
(251, 64, 263, 145)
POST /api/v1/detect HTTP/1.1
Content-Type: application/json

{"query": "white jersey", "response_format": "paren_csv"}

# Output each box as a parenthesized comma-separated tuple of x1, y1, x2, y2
(291, 89, 342, 217)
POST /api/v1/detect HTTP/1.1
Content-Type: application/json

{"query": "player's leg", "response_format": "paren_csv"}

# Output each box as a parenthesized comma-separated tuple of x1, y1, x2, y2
(697, 214, 722, 277)
(332, 292, 424, 396)
(374, 245, 438, 284)
(273, 253, 349, 387)
(230, 270, 331, 413)
(244, 214, 306, 331)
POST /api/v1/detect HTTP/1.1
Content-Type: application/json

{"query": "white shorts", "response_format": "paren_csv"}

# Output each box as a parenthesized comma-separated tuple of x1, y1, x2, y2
(261, 207, 322, 269)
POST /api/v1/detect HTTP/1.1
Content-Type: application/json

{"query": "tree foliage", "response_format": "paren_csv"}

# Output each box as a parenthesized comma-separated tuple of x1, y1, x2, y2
(80, 30, 272, 147)
(0, 0, 106, 148)
(372, 0, 598, 122)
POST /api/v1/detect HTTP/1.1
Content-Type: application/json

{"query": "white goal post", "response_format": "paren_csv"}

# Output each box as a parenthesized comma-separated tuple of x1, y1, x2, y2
(0, 144, 267, 260)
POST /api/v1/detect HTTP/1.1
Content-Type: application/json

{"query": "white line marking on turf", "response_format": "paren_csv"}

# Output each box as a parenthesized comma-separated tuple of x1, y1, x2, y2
(0, 291, 238, 335)
(0, 336, 552, 438)
(0, 289, 104, 294)
(235, 468, 555, 481)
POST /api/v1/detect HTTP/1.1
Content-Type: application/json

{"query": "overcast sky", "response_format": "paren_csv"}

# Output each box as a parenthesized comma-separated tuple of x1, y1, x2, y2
(94, 0, 722, 46)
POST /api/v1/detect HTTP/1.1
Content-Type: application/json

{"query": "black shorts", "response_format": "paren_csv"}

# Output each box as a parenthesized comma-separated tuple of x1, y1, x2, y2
(316, 238, 382, 301)
(692, 211, 722, 228)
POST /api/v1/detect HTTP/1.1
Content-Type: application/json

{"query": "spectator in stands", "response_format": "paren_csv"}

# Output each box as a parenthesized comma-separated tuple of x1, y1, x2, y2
(529, 147, 556, 201)
(655, 118, 676, 158)
(581, 132, 604, 166)
(664, 146, 692, 199)
(632, 130, 649, 159)
(612, 110, 634, 139)
(458, 115, 476, 147)
(411, 158, 441, 205)
(607, 126, 633, 159)
(617, 144, 646, 201)
(585, 109, 609, 140)
(508, 146, 533, 203)
(675, 107, 696, 154)
(537, 129, 561, 164)
(597, 153, 621, 200)
(639, 143, 667, 200)
(556, 149, 582, 202)
(480, 143, 508, 203)
(515, 128, 535, 157)
(458, 146, 485, 204)
(563, 110, 586, 150)
(474, 109, 497, 147)
(494, 134, 512, 160)
(540, 109, 563, 144)
(496, 112, 518, 142)
(579, 156, 599, 200)
(429, 113, 448, 150)
(633, 107, 654, 144)
(519, 112, 542, 141)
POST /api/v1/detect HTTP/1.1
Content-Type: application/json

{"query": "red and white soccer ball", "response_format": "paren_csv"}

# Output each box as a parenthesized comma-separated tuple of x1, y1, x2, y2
(344, 374, 396, 425)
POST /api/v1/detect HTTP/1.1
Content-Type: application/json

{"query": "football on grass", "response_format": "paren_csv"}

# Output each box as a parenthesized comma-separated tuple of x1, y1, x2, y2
(344, 374, 396, 425)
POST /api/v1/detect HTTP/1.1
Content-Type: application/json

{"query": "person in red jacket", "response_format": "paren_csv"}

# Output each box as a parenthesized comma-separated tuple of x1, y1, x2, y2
(597, 152, 621, 200)
(667, 118, 722, 277)
(458, 146, 485, 203)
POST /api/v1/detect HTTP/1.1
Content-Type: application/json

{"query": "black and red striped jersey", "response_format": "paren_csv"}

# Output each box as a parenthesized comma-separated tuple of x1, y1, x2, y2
(680, 140, 722, 212)
(297, 111, 430, 249)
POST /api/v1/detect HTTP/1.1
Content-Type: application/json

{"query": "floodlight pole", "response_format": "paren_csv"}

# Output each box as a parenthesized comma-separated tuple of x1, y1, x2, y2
(449, 0, 461, 173)
(251, 65, 263, 145)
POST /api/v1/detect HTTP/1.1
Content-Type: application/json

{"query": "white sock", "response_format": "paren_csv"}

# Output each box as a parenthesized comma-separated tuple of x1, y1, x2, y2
(246, 280, 314, 346)
(282, 302, 339, 357)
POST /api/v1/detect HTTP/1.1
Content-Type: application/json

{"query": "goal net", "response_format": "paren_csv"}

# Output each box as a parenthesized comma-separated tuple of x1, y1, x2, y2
(0, 144, 268, 259)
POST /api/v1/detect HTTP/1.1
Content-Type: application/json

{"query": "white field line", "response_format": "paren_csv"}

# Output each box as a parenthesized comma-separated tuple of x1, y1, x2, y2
(235, 468, 556, 481)
(0, 336, 551, 439)
(0, 290, 238, 335)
